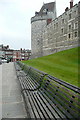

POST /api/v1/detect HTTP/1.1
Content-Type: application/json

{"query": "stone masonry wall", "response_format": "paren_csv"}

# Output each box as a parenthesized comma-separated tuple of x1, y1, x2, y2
(31, 20, 46, 58)
(42, 3, 79, 56)
(31, 2, 79, 58)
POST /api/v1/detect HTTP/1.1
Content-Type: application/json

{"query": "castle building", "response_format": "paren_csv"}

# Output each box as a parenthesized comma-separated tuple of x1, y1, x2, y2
(31, 1, 80, 58)
(31, 2, 56, 58)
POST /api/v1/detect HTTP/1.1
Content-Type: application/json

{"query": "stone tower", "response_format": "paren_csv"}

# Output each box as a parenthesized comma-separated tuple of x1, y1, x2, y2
(31, 2, 56, 58)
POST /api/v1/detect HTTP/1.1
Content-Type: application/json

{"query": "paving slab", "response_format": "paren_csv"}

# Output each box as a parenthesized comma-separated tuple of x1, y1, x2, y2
(1, 62, 27, 118)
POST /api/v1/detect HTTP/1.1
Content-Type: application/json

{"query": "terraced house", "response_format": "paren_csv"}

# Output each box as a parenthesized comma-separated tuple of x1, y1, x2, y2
(31, 0, 80, 58)
(0, 44, 31, 61)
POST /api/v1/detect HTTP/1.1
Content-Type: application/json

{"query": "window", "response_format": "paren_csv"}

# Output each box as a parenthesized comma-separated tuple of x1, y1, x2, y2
(69, 13, 71, 20)
(56, 23, 58, 28)
(37, 40, 40, 45)
(74, 22, 78, 29)
(61, 28, 64, 34)
(74, 10, 76, 15)
(54, 24, 55, 29)
(68, 34, 71, 38)
(62, 19, 64, 24)
(75, 32, 77, 37)
(69, 25, 71, 30)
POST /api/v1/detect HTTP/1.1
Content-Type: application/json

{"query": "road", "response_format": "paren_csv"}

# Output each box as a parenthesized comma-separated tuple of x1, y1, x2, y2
(0, 62, 27, 118)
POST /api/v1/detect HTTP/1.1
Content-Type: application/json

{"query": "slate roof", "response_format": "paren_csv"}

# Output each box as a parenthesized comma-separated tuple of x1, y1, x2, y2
(38, 2, 55, 16)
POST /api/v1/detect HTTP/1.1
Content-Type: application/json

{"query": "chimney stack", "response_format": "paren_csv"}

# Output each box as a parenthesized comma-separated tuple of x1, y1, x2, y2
(70, 0, 73, 9)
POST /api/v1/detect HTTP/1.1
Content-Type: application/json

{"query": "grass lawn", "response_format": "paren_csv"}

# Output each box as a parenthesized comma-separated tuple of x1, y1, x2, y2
(22, 47, 80, 87)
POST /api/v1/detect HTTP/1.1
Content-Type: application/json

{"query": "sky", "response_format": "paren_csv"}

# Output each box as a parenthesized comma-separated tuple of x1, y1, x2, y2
(0, 0, 79, 50)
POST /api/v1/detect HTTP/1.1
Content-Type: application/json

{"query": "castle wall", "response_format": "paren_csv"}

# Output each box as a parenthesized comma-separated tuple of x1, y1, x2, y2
(31, 2, 79, 59)
(43, 4, 79, 56)
(78, 2, 80, 43)
(31, 20, 46, 58)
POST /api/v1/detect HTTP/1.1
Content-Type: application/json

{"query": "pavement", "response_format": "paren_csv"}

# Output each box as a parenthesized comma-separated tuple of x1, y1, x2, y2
(0, 63, 2, 120)
(0, 62, 27, 119)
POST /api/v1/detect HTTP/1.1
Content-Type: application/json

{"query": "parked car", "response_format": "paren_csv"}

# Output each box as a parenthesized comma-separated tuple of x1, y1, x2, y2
(0, 59, 2, 65)
(7, 58, 10, 63)
(1, 59, 7, 63)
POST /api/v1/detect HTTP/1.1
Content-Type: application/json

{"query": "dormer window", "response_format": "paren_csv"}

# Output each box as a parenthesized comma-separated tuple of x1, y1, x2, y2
(35, 11, 39, 16)
(43, 9, 47, 13)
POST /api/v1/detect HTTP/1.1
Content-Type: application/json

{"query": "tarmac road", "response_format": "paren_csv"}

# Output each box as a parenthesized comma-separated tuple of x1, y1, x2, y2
(1, 62, 27, 118)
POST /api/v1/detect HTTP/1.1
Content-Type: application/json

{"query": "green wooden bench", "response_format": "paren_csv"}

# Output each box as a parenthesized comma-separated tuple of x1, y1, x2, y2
(15, 62, 80, 119)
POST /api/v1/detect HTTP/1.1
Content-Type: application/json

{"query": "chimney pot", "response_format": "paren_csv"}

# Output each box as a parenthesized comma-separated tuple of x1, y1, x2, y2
(70, 0, 73, 8)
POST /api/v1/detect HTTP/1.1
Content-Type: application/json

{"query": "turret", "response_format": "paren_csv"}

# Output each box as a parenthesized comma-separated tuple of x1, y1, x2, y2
(31, 2, 56, 58)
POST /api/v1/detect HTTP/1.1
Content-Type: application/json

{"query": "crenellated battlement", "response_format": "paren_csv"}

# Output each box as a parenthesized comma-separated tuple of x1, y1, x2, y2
(31, 15, 48, 23)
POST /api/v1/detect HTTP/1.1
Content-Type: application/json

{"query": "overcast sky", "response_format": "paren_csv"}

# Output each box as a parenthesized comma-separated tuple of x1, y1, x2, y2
(0, 0, 79, 50)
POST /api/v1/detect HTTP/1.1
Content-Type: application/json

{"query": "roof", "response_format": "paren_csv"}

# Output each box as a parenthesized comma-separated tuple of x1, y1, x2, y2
(38, 2, 55, 16)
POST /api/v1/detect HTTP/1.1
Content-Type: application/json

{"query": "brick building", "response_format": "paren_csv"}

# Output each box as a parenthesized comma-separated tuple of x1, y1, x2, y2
(0, 44, 31, 61)
(13, 49, 31, 62)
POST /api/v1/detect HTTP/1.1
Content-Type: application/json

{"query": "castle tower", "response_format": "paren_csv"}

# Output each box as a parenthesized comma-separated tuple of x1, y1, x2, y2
(31, 2, 56, 58)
